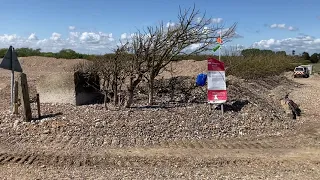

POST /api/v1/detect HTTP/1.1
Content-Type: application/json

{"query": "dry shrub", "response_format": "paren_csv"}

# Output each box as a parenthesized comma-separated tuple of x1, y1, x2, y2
(224, 54, 297, 79)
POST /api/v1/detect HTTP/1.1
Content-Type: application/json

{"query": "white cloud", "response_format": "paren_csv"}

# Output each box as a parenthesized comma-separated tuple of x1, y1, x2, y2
(0, 34, 18, 42)
(270, 24, 277, 28)
(196, 17, 223, 24)
(166, 22, 175, 28)
(252, 35, 320, 54)
(269, 23, 298, 31)
(0, 26, 243, 55)
(28, 33, 38, 40)
(0, 29, 116, 54)
(270, 23, 286, 29)
(288, 26, 298, 31)
(97, 32, 114, 42)
(211, 18, 223, 24)
(69, 26, 76, 30)
(188, 43, 202, 51)
(80, 32, 101, 43)
(68, 32, 80, 41)
(50, 32, 61, 41)
(120, 33, 127, 39)
(120, 32, 139, 40)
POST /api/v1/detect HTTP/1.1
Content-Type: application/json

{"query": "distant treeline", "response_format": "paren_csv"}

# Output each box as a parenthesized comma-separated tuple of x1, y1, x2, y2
(0, 47, 302, 61)
(0, 47, 215, 61)
(240, 48, 287, 57)
(0, 48, 96, 60)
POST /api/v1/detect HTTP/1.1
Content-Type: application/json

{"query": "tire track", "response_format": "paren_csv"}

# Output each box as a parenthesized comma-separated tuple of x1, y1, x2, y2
(19, 155, 31, 164)
(0, 148, 318, 169)
(0, 131, 310, 153)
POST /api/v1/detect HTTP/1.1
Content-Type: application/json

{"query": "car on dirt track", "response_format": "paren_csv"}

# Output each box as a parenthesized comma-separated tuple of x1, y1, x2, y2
(294, 66, 310, 78)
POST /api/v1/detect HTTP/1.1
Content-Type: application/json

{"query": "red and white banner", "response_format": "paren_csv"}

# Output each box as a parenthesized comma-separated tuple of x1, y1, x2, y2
(207, 58, 227, 103)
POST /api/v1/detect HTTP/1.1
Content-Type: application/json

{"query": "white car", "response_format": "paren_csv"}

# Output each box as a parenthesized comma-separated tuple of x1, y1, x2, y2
(294, 66, 309, 78)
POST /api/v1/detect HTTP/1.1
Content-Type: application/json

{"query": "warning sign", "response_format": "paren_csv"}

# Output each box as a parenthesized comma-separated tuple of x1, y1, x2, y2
(0, 46, 22, 72)
(207, 58, 227, 103)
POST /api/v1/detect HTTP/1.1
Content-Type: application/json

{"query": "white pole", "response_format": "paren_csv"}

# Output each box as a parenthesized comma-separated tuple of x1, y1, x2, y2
(219, 30, 221, 61)
(219, 30, 224, 116)
(10, 46, 14, 113)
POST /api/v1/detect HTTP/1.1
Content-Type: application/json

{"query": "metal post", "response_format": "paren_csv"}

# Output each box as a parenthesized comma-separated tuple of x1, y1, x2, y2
(10, 47, 14, 113)
(11, 70, 14, 113)
(36, 93, 41, 119)
(221, 104, 224, 116)
(219, 30, 223, 116)
(219, 31, 221, 61)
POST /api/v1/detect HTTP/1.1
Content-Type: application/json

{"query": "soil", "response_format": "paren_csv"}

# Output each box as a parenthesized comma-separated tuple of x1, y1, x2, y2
(0, 57, 320, 179)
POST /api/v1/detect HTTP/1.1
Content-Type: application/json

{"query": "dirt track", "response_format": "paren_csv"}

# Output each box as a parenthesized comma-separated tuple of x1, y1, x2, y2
(1, 58, 320, 179)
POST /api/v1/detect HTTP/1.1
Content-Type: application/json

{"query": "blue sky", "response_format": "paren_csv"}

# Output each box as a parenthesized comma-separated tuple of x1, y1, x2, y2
(1, 0, 320, 54)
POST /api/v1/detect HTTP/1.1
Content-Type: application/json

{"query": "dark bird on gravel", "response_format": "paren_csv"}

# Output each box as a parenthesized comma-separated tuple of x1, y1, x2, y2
(284, 94, 301, 119)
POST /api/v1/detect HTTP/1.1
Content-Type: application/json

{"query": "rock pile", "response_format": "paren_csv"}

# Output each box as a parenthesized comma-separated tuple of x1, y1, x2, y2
(0, 74, 299, 148)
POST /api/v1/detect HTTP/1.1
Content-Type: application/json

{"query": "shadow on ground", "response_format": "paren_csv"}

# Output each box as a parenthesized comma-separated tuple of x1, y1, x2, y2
(215, 100, 249, 112)
(32, 112, 63, 120)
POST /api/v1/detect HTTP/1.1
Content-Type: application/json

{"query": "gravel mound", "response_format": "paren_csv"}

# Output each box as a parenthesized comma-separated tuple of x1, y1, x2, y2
(0, 73, 299, 148)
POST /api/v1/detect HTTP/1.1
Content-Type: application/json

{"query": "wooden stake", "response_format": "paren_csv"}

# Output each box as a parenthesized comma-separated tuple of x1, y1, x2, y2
(13, 81, 19, 114)
(19, 73, 32, 122)
(36, 93, 41, 119)
(10, 69, 14, 113)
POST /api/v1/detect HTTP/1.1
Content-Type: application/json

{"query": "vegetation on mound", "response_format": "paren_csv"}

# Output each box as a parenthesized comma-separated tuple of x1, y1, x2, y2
(223, 54, 299, 79)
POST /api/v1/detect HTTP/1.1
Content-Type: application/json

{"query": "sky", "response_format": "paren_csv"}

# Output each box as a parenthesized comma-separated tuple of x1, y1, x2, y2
(1, 0, 320, 55)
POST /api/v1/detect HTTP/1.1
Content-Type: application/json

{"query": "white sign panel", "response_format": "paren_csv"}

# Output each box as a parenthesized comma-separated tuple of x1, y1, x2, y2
(207, 71, 226, 90)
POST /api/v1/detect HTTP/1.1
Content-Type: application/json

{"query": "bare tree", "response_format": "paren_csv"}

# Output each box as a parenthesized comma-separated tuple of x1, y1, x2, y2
(75, 5, 237, 108)
(109, 44, 131, 106)
(74, 44, 130, 109)
(131, 5, 237, 105)
(122, 35, 153, 108)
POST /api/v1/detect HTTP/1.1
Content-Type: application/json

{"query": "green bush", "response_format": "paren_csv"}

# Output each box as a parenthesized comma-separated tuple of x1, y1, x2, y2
(0, 48, 7, 58)
(223, 54, 297, 79)
(16, 48, 41, 57)
(310, 53, 319, 63)
(241, 48, 276, 57)
(302, 52, 310, 60)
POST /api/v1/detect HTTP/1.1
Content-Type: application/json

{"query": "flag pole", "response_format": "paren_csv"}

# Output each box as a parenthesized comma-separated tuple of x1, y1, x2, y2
(219, 30, 224, 116)
(219, 30, 221, 61)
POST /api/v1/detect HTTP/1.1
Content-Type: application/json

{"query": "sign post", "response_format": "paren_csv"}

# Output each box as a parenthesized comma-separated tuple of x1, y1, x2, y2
(0, 46, 23, 113)
(209, 30, 227, 116)
(11, 48, 14, 112)
(207, 58, 227, 115)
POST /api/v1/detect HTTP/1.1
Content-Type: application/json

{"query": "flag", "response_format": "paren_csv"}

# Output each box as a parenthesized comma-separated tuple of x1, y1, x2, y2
(212, 45, 221, 52)
(216, 37, 222, 44)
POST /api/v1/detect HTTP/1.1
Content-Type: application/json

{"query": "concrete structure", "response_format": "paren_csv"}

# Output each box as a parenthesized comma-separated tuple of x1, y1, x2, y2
(36, 72, 102, 105)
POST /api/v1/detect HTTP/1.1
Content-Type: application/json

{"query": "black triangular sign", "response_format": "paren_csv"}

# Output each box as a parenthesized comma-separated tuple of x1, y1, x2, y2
(0, 46, 23, 72)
